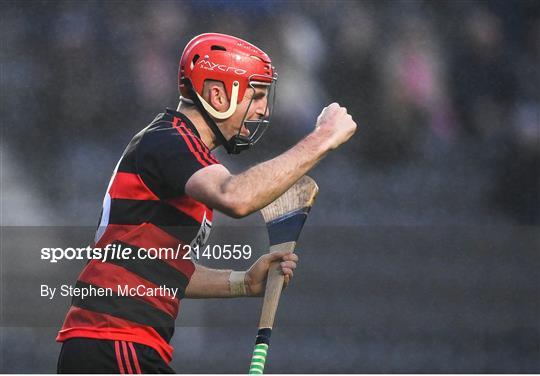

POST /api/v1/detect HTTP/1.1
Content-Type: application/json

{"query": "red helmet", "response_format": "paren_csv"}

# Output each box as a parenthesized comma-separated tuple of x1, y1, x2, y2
(178, 33, 275, 118)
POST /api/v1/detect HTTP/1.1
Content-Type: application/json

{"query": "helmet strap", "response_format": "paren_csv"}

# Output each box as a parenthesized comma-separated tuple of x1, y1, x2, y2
(195, 81, 239, 119)
(182, 78, 242, 154)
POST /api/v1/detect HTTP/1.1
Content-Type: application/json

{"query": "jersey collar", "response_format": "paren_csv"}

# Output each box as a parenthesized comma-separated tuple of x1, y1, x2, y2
(165, 108, 202, 139)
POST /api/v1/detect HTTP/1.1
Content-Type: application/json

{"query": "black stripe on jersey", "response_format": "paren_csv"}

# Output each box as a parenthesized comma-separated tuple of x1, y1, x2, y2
(117, 117, 172, 175)
(118, 148, 137, 174)
(108, 199, 200, 227)
(106, 242, 189, 299)
(155, 225, 199, 247)
(71, 281, 174, 341)
(118, 126, 151, 174)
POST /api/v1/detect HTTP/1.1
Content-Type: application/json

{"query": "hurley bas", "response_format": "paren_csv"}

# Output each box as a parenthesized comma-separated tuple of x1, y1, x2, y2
(41, 284, 179, 300)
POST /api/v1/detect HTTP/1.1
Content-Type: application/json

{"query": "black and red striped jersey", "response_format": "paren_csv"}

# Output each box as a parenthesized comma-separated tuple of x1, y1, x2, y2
(57, 109, 219, 364)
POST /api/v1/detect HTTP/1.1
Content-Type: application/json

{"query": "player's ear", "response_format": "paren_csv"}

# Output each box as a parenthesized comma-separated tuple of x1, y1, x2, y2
(205, 81, 229, 111)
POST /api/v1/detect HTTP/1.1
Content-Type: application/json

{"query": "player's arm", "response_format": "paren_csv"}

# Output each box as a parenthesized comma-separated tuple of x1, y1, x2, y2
(186, 103, 356, 218)
(184, 251, 298, 298)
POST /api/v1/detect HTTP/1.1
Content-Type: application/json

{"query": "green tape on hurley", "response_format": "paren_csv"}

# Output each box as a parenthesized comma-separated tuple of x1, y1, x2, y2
(249, 343, 268, 374)
(249, 327, 271, 375)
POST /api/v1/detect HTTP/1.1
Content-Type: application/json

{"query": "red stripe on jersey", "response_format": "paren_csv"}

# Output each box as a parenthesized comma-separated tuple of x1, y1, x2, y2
(171, 117, 209, 167)
(178, 121, 219, 164)
(118, 223, 196, 278)
(57, 306, 173, 363)
(115, 341, 126, 374)
(166, 195, 213, 223)
(109, 172, 159, 201)
(128, 342, 142, 374)
(122, 341, 134, 374)
(95, 224, 140, 249)
(178, 121, 219, 165)
(79, 261, 179, 316)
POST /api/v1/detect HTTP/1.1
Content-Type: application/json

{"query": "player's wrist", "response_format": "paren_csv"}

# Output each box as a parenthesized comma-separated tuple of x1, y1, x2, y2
(229, 270, 248, 297)
(306, 129, 334, 153)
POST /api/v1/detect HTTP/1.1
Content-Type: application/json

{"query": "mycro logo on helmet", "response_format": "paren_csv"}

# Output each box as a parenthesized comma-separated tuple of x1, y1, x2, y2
(198, 60, 247, 75)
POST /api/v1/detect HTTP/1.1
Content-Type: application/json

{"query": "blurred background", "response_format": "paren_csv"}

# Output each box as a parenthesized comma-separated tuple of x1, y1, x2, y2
(1, 0, 539, 373)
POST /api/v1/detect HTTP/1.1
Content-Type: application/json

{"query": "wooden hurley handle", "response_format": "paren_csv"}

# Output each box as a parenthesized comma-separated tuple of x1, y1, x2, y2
(258, 241, 296, 329)
(250, 175, 319, 374)
(249, 242, 296, 374)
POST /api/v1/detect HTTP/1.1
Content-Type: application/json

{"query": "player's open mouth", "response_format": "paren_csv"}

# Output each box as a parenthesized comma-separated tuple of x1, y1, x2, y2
(240, 125, 250, 137)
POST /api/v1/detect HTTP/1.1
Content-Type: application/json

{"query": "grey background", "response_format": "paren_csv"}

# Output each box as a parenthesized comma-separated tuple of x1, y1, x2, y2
(1, 0, 539, 373)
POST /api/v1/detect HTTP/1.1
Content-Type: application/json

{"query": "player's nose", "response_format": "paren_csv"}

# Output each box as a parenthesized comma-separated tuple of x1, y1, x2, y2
(256, 104, 269, 119)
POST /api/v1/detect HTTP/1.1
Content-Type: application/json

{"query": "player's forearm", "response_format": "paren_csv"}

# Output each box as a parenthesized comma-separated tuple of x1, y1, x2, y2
(184, 265, 231, 298)
(222, 132, 330, 216)
(184, 264, 242, 298)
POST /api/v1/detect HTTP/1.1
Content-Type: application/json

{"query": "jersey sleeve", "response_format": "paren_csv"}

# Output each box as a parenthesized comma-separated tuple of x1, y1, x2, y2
(136, 122, 219, 198)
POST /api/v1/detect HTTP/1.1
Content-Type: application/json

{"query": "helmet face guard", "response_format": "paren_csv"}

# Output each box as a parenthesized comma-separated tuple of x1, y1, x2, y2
(178, 33, 277, 154)
(227, 73, 277, 154)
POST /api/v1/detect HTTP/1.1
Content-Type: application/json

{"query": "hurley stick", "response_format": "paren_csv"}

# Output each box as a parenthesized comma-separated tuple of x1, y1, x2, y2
(248, 176, 319, 374)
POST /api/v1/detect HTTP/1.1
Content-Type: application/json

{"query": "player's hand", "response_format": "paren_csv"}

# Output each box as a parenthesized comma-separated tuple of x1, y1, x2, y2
(314, 102, 357, 150)
(244, 251, 299, 296)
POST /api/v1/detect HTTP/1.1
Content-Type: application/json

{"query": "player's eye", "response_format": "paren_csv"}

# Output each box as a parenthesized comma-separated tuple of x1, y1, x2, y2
(253, 91, 267, 100)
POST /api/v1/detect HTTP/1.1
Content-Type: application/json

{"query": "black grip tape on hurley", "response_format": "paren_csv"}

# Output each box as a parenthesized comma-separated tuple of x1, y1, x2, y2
(255, 328, 272, 345)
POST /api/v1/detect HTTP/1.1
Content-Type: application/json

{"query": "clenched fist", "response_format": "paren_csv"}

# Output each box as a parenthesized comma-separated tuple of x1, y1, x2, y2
(314, 103, 357, 150)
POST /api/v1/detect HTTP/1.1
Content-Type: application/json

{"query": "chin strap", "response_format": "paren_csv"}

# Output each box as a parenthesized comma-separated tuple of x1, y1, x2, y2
(182, 78, 250, 154)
